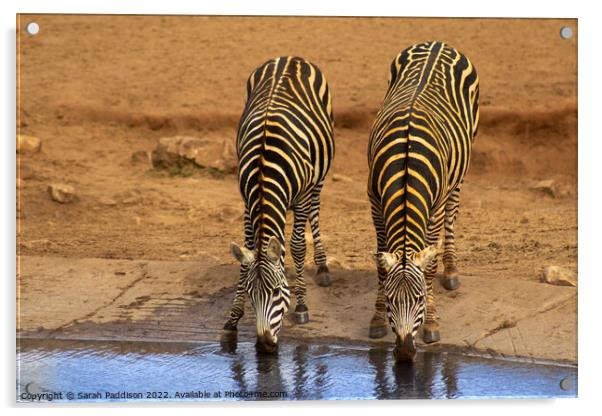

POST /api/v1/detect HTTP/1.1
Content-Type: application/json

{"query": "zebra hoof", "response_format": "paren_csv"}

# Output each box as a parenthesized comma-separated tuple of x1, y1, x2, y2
(315, 265, 332, 287)
(369, 324, 388, 339)
(294, 311, 309, 324)
(422, 323, 440, 344)
(442, 277, 460, 291)
(293, 305, 309, 324)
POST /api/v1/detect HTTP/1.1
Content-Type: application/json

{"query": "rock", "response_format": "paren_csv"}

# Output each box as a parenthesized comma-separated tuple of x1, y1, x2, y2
(520, 216, 529, 224)
(327, 257, 350, 270)
(98, 196, 117, 206)
(130, 150, 152, 168)
(151, 136, 195, 168)
(541, 266, 577, 287)
(47, 183, 76, 203)
(116, 190, 142, 205)
(332, 173, 353, 183)
(17, 135, 41, 154)
(487, 241, 501, 249)
(19, 164, 35, 179)
(209, 139, 237, 173)
(151, 136, 237, 173)
(531, 180, 556, 197)
(215, 206, 240, 223)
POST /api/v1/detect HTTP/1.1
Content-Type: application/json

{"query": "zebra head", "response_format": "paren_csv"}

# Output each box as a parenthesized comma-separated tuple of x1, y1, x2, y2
(373, 242, 441, 362)
(231, 237, 291, 353)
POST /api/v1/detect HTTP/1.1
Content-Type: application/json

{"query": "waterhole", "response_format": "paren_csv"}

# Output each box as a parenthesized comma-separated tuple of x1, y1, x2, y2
(17, 338, 576, 401)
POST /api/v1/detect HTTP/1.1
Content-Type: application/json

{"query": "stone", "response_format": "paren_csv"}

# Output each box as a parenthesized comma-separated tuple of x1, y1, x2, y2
(130, 150, 152, 168)
(332, 173, 353, 182)
(48, 183, 75, 204)
(541, 266, 577, 287)
(209, 139, 237, 173)
(17, 135, 42, 154)
(117, 190, 142, 205)
(531, 180, 558, 198)
(19, 164, 35, 179)
(215, 206, 239, 223)
(327, 257, 350, 270)
(98, 196, 117, 207)
(151, 136, 189, 168)
(151, 135, 237, 173)
(191, 137, 237, 173)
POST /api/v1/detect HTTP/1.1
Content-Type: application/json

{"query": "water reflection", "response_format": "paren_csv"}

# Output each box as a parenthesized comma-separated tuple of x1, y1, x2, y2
(17, 338, 576, 401)
(292, 343, 309, 398)
(366, 348, 469, 399)
(441, 352, 460, 398)
(229, 354, 247, 392)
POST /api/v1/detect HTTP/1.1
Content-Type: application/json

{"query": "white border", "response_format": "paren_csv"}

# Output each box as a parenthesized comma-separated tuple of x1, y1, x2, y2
(3, 1, 599, 415)
(7, 0, 582, 18)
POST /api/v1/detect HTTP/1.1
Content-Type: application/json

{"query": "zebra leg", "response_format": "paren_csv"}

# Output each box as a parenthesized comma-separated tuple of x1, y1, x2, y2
(369, 204, 388, 339)
(309, 183, 332, 287)
(220, 264, 249, 345)
(221, 208, 253, 344)
(442, 185, 462, 290)
(423, 210, 445, 344)
(224, 264, 248, 330)
(291, 199, 312, 324)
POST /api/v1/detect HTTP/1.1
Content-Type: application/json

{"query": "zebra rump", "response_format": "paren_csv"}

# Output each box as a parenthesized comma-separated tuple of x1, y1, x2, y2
(224, 56, 335, 353)
(367, 41, 479, 362)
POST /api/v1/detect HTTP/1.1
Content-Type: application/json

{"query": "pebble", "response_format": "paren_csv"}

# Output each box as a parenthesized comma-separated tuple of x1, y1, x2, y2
(332, 173, 353, 183)
(541, 266, 577, 287)
(17, 135, 41, 154)
(530, 179, 572, 199)
(130, 150, 153, 168)
(47, 183, 75, 203)
(19, 164, 35, 179)
(99, 196, 118, 206)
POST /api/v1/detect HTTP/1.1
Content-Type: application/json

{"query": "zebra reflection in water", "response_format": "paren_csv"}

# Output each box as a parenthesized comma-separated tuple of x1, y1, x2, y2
(221, 342, 460, 400)
(367, 348, 460, 399)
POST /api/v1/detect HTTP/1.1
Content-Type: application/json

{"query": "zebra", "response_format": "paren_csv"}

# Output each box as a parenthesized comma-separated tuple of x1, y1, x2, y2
(222, 56, 335, 353)
(367, 41, 479, 362)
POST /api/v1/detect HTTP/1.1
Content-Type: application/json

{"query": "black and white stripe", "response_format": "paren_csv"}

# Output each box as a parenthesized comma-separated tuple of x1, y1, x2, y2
(224, 56, 335, 349)
(367, 41, 479, 360)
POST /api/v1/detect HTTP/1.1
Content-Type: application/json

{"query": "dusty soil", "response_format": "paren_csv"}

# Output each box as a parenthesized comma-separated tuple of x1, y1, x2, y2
(16, 15, 577, 363)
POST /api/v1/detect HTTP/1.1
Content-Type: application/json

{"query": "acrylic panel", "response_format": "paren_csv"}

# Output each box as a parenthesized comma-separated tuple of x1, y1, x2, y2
(16, 14, 577, 402)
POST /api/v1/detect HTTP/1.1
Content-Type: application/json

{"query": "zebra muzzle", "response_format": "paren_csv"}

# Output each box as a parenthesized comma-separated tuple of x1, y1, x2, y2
(256, 330, 278, 354)
(393, 333, 416, 363)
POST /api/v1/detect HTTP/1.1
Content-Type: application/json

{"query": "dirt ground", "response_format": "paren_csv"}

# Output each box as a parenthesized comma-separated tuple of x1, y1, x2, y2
(16, 15, 578, 363)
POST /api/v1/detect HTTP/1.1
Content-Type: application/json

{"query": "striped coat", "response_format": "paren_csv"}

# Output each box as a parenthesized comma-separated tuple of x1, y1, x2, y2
(224, 56, 335, 352)
(368, 41, 479, 362)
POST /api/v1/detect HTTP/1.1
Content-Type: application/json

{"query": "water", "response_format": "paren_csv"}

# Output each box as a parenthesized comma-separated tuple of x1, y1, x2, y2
(16, 338, 577, 402)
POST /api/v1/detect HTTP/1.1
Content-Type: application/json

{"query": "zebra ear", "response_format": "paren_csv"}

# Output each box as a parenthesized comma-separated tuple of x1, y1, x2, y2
(373, 252, 396, 273)
(266, 236, 282, 263)
(413, 240, 443, 269)
(231, 242, 255, 266)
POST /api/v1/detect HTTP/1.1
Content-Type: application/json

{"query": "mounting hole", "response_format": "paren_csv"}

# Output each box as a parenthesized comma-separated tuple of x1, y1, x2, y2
(560, 26, 573, 40)
(25, 22, 40, 36)
(560, 376, 574, 391)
